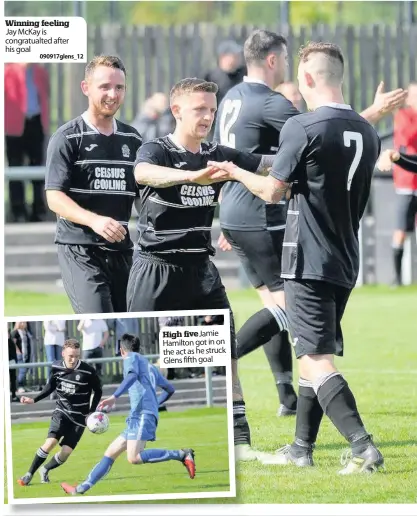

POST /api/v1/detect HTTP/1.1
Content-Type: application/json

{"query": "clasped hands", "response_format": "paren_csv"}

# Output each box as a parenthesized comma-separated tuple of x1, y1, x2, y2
(187, 161, 239, 186)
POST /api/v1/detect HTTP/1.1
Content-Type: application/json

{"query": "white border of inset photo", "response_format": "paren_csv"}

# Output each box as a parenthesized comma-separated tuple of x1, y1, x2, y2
(3, 309, 236, 505)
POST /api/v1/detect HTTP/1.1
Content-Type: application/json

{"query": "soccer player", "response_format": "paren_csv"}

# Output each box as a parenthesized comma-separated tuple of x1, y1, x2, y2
(45, 55, 142, 314)
(61, 333, 194, 496)
(215, 30, 300, 417)
(208, 42, 385, 474)
(126, 77, 289, 461)
(214, 29, 408, 418)
(17, 339, 102, 485)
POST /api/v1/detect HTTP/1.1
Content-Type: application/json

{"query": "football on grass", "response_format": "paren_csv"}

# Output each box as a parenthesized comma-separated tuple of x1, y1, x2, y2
(87, 412, 110, 434)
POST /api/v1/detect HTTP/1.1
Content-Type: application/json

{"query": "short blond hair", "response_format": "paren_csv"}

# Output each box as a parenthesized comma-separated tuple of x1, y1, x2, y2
(63, 338, 80, 350)
(298, 42, 344, 85)
(170, 78, 218, 104)
(85, 55, 126, 79)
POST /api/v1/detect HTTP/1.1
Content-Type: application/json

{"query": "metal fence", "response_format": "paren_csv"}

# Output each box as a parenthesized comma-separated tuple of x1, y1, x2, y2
(40, 23, 417, 134)
(7, 315, 204, 386)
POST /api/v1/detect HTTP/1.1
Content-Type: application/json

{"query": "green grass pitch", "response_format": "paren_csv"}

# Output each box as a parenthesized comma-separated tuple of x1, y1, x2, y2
(4, 285, 417, 503)
(9, 408, 231, 501)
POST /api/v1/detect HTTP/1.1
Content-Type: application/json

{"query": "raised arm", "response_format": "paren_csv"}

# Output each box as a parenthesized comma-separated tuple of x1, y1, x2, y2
(360, 82, 407, 125)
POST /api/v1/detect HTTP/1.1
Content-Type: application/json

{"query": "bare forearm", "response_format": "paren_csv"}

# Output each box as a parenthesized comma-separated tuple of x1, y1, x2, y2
(233, 168, 285, 203)
(360, 105, 381, 125)
(46, 190, 95, 227)
(135, 164, 192, 187)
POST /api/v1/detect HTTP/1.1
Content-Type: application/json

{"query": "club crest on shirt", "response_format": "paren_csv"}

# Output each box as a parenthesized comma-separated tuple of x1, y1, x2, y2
(122, 144, 130, 158)
(76, 374, 80, 381)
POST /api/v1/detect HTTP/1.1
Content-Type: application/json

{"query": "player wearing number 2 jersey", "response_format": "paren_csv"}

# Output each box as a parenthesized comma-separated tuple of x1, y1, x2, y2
(214, 30, 299, 418)
(62, 333, 195, 496)
(208, 42, 384, 474)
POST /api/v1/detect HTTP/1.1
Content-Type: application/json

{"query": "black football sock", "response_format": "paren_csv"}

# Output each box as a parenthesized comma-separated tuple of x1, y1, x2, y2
(292, 379, 323, 455)
(236, 306, 288, 359)
(263, 333, 297, 409)
(316, 373, 370, 452)
(28, 447, 49, 475)
(44, 452, 67, 471)
(233, 400, 251, 446)
(393, 247, 404, 284)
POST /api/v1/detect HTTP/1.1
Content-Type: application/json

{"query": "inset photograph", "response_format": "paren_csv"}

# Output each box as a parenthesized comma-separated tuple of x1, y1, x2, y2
(4, 311, 234, 504)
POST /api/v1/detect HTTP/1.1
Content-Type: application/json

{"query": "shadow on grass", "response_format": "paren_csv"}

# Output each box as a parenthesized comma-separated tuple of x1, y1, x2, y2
(318, 439, 417, 451)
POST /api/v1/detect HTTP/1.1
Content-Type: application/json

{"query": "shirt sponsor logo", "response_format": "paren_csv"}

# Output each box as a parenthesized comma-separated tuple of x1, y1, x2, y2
(60, 381, 76, 394)
(94, 167, 127, 191)
(180, 184, 215, 206)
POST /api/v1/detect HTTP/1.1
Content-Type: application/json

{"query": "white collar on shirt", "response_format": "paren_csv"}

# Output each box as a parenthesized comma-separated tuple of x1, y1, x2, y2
(81, 112, 118, 134)
(318, 102, 352, 110)
(243, 76, 269, 87)
(167, 133, 202, 154)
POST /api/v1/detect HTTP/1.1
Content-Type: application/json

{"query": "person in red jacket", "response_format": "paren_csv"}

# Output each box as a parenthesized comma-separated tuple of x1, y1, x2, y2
(391, 83, 417, 285)
(5, 63, 50, 222)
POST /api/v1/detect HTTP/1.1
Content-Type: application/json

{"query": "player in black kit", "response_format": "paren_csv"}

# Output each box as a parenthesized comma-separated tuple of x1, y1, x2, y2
(18, 339, 102, 485)
(208, 42, 385, 474)
(127, 78, 289, 461)
(45, 56, 142, 314)
(215, 30, 299, 417)
(215, 30, 408, 419)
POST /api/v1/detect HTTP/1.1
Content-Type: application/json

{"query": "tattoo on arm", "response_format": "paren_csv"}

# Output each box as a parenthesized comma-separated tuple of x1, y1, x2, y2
(135, 165, 190, 188)
(257, 155, 275, 174)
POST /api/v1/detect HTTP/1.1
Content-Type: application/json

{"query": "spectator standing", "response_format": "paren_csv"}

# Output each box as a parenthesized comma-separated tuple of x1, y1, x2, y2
(204, 41, 246, 107)
(391, 83, 417, 286)
(8, 329, 19, 402)
(10, 322, 34, 392)
(131, 93, 175, 142)
(43, 320, 66, 375)
(78, 319, 109, 376)
(5, 63, 49, 222)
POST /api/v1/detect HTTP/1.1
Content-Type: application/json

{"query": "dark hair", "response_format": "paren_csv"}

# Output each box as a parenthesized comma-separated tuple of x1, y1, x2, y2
(120, 333, 141, 353)
(85, 55, 126, 79)
(244, 30, 287, 65)
(63, 338, 80, 350)
(170, 78, 218, 103)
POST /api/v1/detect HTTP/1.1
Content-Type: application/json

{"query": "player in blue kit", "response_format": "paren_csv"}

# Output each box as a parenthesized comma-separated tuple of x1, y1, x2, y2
(61, 333, 195, 495)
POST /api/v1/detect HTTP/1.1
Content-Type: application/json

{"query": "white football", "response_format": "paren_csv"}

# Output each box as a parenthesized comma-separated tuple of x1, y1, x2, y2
(86, 412, 109, 434)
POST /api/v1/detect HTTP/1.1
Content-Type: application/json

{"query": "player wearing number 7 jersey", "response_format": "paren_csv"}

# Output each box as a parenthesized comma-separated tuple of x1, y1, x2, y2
(61, 333, 195, 496)
(208, 42, 384, 474)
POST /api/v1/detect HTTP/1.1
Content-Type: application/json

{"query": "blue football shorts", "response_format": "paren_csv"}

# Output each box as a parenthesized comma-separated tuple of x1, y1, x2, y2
(120, 413, 157, 442)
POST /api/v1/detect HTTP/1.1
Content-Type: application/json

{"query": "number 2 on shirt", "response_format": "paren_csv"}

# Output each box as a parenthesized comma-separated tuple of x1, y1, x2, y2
(219, 99, 242, 148)
(343, 131, 363, 191)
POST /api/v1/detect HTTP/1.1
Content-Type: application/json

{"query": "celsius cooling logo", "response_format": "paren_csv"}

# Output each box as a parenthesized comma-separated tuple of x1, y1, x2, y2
(94, 167, 127, 191)
(180, 185, 215, 206)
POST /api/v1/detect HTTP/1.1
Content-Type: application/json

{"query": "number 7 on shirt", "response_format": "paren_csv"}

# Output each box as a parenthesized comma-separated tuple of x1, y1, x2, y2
(343, 131, 363, 191)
